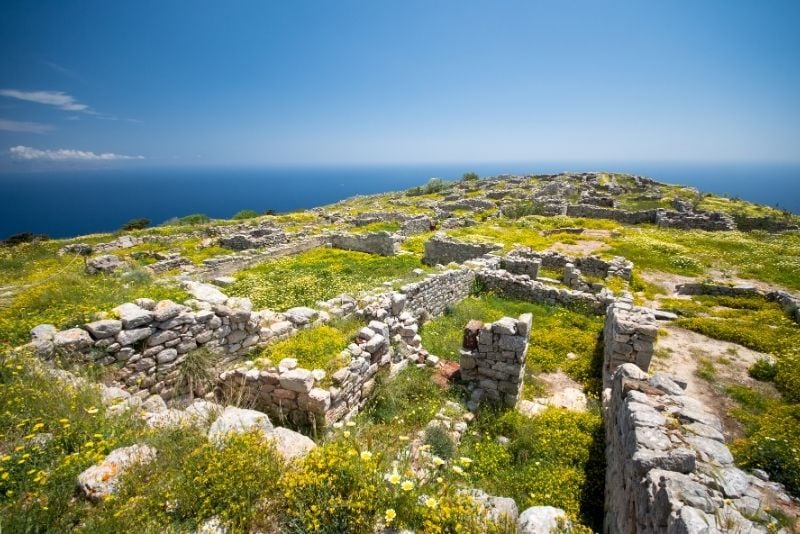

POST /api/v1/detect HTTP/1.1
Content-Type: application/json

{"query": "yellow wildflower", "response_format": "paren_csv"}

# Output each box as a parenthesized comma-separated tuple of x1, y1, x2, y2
(360, 451, 372, 461)
(425, 497, 438, 509)
(401, 480, 414, 491)
(385, 508, 396, 523)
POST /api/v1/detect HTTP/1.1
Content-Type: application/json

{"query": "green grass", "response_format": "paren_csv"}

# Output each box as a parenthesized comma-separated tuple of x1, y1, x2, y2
(226, 248, 424, 311)
(607, 227, 800, 290)
(420, 295, 604, 396)
(460, 407, 605, 530)
(0, 244, 187, 346)
(257, 319, 362, 379)
(349, 221, 401, 234)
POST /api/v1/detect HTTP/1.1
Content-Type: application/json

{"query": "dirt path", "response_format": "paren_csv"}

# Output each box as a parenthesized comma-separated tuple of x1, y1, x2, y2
(650, 325, 776, 440)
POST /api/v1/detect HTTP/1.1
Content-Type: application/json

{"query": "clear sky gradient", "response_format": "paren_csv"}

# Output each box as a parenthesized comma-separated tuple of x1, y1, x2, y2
(1, 0, 798, 170)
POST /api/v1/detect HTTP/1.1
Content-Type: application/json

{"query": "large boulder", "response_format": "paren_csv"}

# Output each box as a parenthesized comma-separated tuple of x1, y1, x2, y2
(268, 427, 316, 462)
(85, 254, 125, 275)
(184, 281, 228, 305)
(77, 444, 157, 501)
(518, 506, 570, 534)
(207, 406, 273, 444)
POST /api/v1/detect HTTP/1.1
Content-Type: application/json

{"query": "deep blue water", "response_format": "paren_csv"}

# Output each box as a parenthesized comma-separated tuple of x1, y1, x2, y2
(1, 162, 798, 239)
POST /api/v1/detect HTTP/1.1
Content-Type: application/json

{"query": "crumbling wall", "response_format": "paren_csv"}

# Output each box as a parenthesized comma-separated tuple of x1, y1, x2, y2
(605, 364, 778, 534)
(477, 269, 609, 314)
(422, 234, 501, 265)
(218, 226, 288, 251)
(330, 231, 399, 256)
(460, 314, 531, 407)
(400, 268, 477, 317)
(602, 301, 658, 383)
(565, 205, 659, 224)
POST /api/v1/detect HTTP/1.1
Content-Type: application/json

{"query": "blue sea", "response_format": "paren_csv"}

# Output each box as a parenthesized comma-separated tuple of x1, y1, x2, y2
(1, 162, 799, 239)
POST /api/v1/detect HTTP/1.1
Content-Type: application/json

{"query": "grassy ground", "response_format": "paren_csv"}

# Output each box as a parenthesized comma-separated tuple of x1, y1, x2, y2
(0, 243, 187, 347)
(459, 407, 604, 531)
(420, 295, 604, 397)
(607, 227, 800, 290)
(256, 318, 362, 380)
(658, 294, 800, 494)
(225, 248, 425, 311)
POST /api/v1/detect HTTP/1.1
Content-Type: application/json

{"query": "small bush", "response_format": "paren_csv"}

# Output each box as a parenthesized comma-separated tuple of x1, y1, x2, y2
(170, 213, 210, 226)
(1, 232, 49, 247)
(423, 425, 455, 460)
(120, 218, 150, 231)
(748, 358, 778, 382)
(461, 171, 479, 182)
(231, 209, 258, 220)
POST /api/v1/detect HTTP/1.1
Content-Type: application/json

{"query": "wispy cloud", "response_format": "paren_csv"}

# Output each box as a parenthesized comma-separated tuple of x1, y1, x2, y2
(0, 119, 54, 134)
(9, 145, 144, 161)
(0, 89, 88, 111)
(42, 61, 86, 83)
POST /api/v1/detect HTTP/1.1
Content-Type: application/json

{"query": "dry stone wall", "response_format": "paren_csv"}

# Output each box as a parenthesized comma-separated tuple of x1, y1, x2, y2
(400, 267, 477, 317)
(218, 226, 288, 251)
(604, 364, 785, 534)
(422, 234, 501, 265)
(602, 301, 658, 383)
(330, 231, 399, 256)
(477, 269, 610, 314)
(460, 314, 531, 408)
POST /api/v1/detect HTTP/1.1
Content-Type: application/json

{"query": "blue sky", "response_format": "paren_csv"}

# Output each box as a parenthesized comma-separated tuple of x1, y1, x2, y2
(0, 0, 798, 170)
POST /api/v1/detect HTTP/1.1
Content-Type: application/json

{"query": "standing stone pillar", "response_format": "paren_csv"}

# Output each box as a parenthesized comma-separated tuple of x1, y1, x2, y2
(459, 314, 532, 408)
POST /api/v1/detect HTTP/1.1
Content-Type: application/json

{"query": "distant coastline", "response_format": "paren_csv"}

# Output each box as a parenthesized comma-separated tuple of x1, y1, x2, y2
(1, 162, 798, 239)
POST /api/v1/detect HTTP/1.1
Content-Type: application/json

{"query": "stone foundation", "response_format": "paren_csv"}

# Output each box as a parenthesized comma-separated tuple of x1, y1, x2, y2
(602, 301, 658, 383)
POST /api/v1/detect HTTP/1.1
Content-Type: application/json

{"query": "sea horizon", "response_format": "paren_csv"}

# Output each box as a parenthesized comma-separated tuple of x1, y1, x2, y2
(2, 160, 799, 239)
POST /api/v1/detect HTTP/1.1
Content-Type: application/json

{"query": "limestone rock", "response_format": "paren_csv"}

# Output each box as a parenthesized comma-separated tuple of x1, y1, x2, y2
(53, 328, 93, 352)
(77, 444, 157, 501)
(268, 427, 316, 462)
(184, 281, 228, 305)
(113, 303, 154, 329)
(84, 319, 122, 339)
(86, 254, 125, 275)
(518, 506, 569, 534)
(207, 406, 273, 444)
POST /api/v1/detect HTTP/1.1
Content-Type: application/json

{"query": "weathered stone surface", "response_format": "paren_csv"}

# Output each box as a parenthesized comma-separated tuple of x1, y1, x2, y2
(268, 427, 316, 462)
(113, 303, 154, 329)
(53, 328, 93, 351)
(85, 254, 125, 275)
(152, 300, 182, 321)
(77, 444, 157, 501)
(116, 327, 155, 346)
(184, 281, 228, 305)
(518, 506, 569, 534)
(279, 369, 314, 393)
(207, 406, 273, 444)
(84, 319, 123, 339)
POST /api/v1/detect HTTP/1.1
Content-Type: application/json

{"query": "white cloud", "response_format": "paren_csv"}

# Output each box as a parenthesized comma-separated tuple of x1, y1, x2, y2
(0, 119, 54, 134)
(9, 145, 144, 161)
(0, 89, 88, 111)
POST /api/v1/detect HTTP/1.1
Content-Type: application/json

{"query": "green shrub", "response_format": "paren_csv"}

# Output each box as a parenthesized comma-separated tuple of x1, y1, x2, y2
(748, 358, 778, 382)
(120, 218, 150, 231)
(461, 407, 604, 530)
(424, 425, 455, 460)
(461, 172, 479, 182)
(732, 404, 800, 495)
(231, 209, 258, 220)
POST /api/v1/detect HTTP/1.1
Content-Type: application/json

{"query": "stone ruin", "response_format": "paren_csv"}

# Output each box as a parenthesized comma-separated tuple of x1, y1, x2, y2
(460, 314, 531, 409)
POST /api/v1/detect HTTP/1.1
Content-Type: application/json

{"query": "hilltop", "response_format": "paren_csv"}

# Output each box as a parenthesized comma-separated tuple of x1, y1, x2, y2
(1, 171, 799, 533)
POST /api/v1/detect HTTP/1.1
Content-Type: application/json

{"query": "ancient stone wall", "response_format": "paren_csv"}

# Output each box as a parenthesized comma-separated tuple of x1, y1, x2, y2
(734, 215, 799, 233)
(400, 268, 477, 317)
(215, 321, 392, 428)
(656, 209, 736, 231)
(506, 248, 632, 280)
(29, 283, 316, 401)
(676, 282, 761, 298)
(768, 290, 800, 324)
(199, 235, 327, 276)
(422, 234, 501, 265)
(460, 314, 531, 407)
(565, 204, 659, 224)
(477, 269, 609, 314)
(500, 254, 541, 279)
(400, 216, 434, 236)
(602, 301, 658, 384)
(605, 364, 778, 534)
(218, 226, 288, 251)
(330, 231, 399, 256)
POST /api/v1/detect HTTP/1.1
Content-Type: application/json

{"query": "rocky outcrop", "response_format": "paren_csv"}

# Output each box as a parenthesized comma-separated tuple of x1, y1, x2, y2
(77, 444, 157, 501)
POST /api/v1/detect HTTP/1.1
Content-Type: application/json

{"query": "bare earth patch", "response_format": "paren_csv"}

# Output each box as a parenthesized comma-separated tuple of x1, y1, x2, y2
(650, 325, 776, 440)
